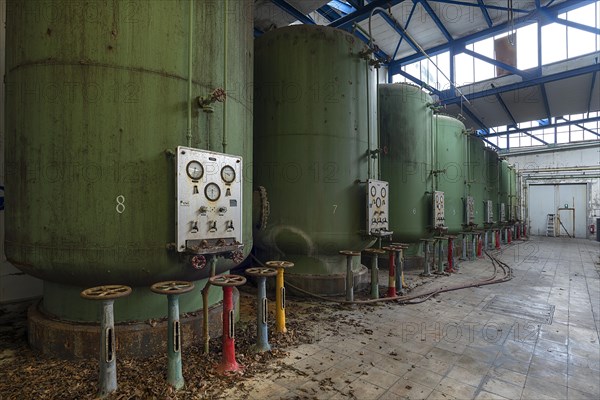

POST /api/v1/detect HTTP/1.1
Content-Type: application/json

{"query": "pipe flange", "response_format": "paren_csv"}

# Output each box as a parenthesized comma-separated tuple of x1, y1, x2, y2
(150, 280, 195, 295)
(245, 267, 277, 278)
(80, 285, 132, 300)
(191, 254, 207, 270)
(209, 274, 247, 287)
(339, 250, 361, 257)
(382, 246, 397, 252)
(265, 260, 294, 269)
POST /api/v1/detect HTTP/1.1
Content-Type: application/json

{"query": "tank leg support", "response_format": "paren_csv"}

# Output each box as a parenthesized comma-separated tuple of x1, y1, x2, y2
(99, 300, 117, 397)
(436, 239, 445, 274)
(370, 254, 379, 299)
(477, 233, 483, 258)
(495, 230, 501, 250)
(421, 240, 432, 277)
(385, 248, 396, 297)
(218, 286, 241, 374)
(508, 227, 512, 244)
(275, 268, 287, 333)
(254, 276, 271, 353)
(460, 233, 467, 261)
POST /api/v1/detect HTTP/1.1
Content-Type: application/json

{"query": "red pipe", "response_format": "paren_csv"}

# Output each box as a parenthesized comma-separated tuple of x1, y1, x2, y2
(507, 228, 512, 244)
(217, 286, 241, 374)
(495, 230, 501, 250)
(387, 250, 396, 298)
(477, 233, 483, 257)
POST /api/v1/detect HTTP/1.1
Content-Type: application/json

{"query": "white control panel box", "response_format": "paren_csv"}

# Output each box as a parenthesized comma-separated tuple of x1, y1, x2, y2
(486, 200, 494, 224)
(465, 196, 475, 225)
(176, 146, 243, 254)
(367, 179, 389, 235)
(433, 191, 445, 229)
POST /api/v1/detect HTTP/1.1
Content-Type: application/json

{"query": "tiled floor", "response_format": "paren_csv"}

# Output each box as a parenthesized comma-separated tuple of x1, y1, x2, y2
(226, 236, 600, 399)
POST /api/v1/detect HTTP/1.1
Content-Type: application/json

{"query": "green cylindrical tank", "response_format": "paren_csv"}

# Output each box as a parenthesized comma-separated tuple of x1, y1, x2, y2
(434, 115, 466, 234)
(253, 25, 377, 292)
(467, 137, 487, 228)
(380, 83, 434, 242)
(499, 160, 511, 223)
(5, 0, 253, 322)
(484, 148, 499, 225)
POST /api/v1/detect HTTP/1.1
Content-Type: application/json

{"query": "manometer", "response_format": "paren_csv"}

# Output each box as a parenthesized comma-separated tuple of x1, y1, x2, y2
(186, 160, 204, 180)
(204, 183, 221, 201)
(381, 187, 387, 198)
(375, 197, 382, 208)
(370, 186, 376, 197)
(221, 165, 236, 183)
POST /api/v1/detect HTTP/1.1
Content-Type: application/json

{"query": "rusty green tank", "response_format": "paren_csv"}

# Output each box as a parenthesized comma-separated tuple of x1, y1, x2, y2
(253, 25, 378, 294)
(4, 0, 254, 323)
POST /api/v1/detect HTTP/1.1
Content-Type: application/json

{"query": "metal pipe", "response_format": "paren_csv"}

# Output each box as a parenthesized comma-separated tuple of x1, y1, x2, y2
(167, 294, 184, 389)
(186, 0, 193, 147)
(366, 58, 372, 179)
(370, 254, 379, 299)
(346, 255, 354, 301)
(219, 286, 239, 372)
(255, 276, 270, 352)
(275, 268, 286, 333)
(221, 0, 228, 152)
(99, 300, 116, 397)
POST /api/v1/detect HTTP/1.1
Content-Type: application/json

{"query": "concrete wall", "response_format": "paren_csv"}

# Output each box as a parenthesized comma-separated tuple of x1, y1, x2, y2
(505, 142, 600, 239)
(0, 1, 43, 303)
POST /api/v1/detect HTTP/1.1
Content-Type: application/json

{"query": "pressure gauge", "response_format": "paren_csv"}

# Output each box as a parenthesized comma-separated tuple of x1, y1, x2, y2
(221, 165, 236, 183)
(375, 197, 382, 208)
(186, 160, 204, 180)
(381, 187, 387, 198)
(370, 186, 376, 197)
(204, 183, 221, 201)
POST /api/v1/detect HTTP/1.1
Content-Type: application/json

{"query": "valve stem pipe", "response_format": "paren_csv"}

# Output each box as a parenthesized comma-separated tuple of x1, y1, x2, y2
(275, 268, 286, 333)
(202, 257, 217, 354)
(218, 286, 240, 373)
(99, 300, 117, 397)
(254, 276, 271, 352)
(167, 294, 184, 389)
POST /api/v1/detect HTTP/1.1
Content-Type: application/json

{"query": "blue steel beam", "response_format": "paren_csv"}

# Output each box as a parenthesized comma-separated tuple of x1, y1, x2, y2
(271, 0, 315, 24)
(587, 71, 598, 114)
(460, 104, 490, 133)
(490, 85, 518, 126)
(415, 0, 453, 42)
(558, 117, 600, 137)
(462, 48, 530, 78)
(390, 0, 596, 67)
(397, 70, 442, 96)
(373, 8, 421, 53)
(438, 63, 600, 105)
(428, 0, 528, 13)
(481, 115, 600, 137)
(540, 84, 551, 120)
(392, 1, 417, 59)
(479, 137, 501, 149)
(329, 0, 408, 29)
(554, 17, 600, 35)
(477, 0, 493, 28)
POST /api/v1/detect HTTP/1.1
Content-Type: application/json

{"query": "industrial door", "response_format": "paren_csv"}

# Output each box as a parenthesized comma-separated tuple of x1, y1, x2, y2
(529, 184, 587, 237)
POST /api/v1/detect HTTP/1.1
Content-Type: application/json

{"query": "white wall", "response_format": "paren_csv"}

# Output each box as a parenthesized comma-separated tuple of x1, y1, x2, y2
(505, 142, 600, 239)
(0, 1, 43, 303)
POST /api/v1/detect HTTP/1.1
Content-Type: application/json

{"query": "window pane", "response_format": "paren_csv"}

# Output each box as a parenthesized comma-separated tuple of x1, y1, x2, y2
(567, 28, 597, 58)
(542, 23, 567, 64)
(455, 53, 474, 86)
(517, 23, 538, 70)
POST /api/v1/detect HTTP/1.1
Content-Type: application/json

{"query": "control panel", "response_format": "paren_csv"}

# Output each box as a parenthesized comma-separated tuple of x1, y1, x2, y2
(176, 146, 243, 254)
(486, 200, 494, 224)
(433, 191, 445, 229)
(499, 203, 506, 223)
(465, 196, 475, 225)
(367, 179, 389, 235)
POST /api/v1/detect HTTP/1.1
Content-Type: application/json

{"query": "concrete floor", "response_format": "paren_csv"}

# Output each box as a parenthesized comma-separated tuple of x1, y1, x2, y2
(226, 236, 600, 400)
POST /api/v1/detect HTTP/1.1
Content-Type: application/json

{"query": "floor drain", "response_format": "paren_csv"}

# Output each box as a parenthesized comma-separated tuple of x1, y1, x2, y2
(483, 295, 555, 324)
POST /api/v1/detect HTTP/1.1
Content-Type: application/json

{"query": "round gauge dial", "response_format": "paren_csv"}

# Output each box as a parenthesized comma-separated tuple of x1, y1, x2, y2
(370, 186, 377, 197)
(221, 165, 236, 183)
(204, 183, 221, 201)
(186, 160, 204, 180)
(375, 197, 382, 208)
(381, 187, 387, 198)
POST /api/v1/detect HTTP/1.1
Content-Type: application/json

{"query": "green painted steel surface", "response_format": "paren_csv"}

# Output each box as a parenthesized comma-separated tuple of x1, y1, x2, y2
(468, 137, 487, 227)
(434, 115, 466, 234)
(253, 25, 377, 276)
(509, 166, 518, 221)
(380, 83, 434, 242)
(485, 149, 500, 225)
(5, 0, 253, 321)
